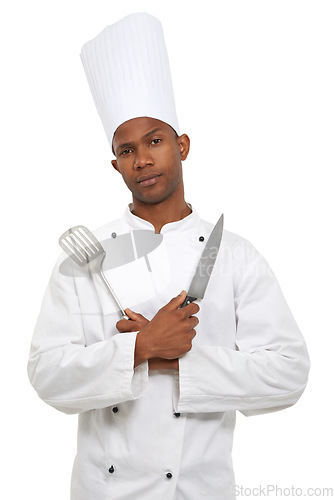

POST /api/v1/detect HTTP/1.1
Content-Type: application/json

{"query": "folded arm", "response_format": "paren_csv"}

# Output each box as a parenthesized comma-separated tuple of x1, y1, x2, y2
(175, 253, 310, 415)
(27, 258, 148, 415)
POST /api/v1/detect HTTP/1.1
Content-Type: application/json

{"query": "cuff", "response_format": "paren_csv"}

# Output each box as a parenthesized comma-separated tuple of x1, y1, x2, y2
(118, 331, 149, 401)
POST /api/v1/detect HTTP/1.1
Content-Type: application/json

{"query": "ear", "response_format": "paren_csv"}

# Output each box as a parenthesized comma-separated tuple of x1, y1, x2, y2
(177, 134, 190, 161)
(111, 159, 120, 173)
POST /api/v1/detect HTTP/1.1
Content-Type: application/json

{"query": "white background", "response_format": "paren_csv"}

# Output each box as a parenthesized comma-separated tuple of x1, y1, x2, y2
(1, 0, 333, 498)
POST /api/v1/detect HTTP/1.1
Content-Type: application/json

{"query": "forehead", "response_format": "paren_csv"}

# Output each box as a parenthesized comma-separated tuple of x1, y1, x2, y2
(112, 117, 173, 148)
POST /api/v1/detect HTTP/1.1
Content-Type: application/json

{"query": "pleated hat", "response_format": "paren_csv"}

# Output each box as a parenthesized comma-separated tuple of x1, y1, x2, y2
(80, 12, 180, 150)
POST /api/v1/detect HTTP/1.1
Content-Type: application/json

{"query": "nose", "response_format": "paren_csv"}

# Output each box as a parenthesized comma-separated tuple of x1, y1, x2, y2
(134, 146, 153, 169)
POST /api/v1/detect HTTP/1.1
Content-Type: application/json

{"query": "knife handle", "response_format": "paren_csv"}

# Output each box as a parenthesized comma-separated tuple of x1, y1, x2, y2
(180, 295, 197, 308)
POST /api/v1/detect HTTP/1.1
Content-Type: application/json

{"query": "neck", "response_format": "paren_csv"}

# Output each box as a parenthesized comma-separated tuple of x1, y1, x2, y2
(130, 196, 192, 233)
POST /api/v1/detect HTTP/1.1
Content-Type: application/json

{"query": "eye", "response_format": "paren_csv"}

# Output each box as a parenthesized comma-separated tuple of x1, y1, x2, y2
(121, 148, 133, 156)
(151, 138, 162, 145)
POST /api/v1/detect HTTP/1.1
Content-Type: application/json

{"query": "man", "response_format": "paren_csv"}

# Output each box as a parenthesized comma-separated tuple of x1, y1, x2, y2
(112, 116, 197, 371)
(28, 13, 310, 500)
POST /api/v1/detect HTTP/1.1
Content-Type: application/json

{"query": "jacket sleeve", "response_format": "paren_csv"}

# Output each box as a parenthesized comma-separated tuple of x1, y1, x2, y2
(176, 244, 310, 416)
(27, 255, 148, 415)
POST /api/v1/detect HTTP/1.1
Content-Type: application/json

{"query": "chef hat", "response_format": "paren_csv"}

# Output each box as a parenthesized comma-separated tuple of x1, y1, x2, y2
(80, 12, 180, 150)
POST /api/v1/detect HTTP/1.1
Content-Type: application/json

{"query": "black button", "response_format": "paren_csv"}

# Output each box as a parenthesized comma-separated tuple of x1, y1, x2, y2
(109, 465, 115, 474)
(199, 236, 204, 242)
(173, 412, 181, 418)
(112, 407, 118, 413)
(111, 232, 117, 238)
(166, 472, 173, 479)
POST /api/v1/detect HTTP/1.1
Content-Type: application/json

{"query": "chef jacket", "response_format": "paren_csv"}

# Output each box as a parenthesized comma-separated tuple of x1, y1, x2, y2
(27, 204, 310, 500)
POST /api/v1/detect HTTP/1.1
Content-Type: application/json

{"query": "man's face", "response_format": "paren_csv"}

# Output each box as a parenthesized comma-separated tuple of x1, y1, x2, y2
(111, 117, 190, 206)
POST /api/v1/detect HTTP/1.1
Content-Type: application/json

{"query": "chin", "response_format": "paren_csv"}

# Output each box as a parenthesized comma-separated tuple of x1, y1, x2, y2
(138, 196, 166, 205)
(132, 191, 170, 205)
(131, 181, 179, 205)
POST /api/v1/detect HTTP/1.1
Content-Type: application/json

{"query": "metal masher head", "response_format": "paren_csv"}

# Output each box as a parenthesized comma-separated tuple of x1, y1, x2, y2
(58, 225, 129, 320)
(58, 225, 105, 266)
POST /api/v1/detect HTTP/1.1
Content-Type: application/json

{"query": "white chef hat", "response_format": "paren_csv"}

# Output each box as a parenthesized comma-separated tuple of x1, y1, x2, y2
(80, 12, 180, 150)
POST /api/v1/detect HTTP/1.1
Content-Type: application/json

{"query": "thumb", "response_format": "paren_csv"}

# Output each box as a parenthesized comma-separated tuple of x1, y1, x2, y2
(165, 290, 187, 311)
(124, 308, 145, 321)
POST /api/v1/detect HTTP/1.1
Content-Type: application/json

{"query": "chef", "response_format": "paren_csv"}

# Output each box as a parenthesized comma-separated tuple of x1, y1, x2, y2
(27, 12, 310, 500)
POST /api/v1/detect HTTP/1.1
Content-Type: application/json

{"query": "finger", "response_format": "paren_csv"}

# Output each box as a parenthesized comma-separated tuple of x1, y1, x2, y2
(183, 301, 200, 316)
(189, 315, 199, 328)
(189, 328, 197, 340)
(164, 290, 187, 311)
(183, 329, 196, 353)
(125, 308, 144, 321)
(116, 318, 137, 333)
(178, 301, 200, 320)
(184, 317, 198, 333)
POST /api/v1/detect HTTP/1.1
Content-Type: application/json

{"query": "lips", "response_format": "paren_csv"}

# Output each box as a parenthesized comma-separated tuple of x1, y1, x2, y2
(136, 173, 161, 187)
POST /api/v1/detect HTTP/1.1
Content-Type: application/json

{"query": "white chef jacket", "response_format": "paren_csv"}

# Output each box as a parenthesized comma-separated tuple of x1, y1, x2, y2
(27, 204, 310, 500)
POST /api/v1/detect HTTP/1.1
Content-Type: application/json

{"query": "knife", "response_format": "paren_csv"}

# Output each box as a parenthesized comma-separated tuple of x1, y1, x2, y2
(180, 213, 224, 308)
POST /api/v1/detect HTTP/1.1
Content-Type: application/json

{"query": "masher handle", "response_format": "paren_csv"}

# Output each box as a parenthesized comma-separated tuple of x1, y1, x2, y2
(97, 271, 130, 320)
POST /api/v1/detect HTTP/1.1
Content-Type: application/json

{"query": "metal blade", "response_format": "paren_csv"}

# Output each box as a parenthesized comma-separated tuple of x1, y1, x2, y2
(187, 213, 224, 299)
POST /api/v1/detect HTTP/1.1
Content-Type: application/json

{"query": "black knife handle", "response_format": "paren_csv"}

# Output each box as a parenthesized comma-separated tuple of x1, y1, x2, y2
(180, 295, 197, 308)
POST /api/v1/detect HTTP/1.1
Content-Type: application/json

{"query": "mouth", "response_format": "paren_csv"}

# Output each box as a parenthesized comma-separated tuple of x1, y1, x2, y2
(136, 174, 162, 187)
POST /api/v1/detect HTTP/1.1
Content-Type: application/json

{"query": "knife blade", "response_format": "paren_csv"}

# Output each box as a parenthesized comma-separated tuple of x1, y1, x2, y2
(180, 213, 224, 308)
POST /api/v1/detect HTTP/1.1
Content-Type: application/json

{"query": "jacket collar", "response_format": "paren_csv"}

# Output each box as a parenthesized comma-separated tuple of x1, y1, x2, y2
(123, 202, 200, 234)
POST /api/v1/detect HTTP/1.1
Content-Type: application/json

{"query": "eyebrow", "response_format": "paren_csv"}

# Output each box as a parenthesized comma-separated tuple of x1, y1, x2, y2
(116, 128, 162, 153)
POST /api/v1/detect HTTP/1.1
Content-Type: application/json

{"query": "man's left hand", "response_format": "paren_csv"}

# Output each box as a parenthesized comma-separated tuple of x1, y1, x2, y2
(116, 309, 179, 371)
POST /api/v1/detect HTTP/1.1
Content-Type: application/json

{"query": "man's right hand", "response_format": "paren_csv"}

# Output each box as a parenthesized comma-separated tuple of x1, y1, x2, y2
(134, 290, 199, 367)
